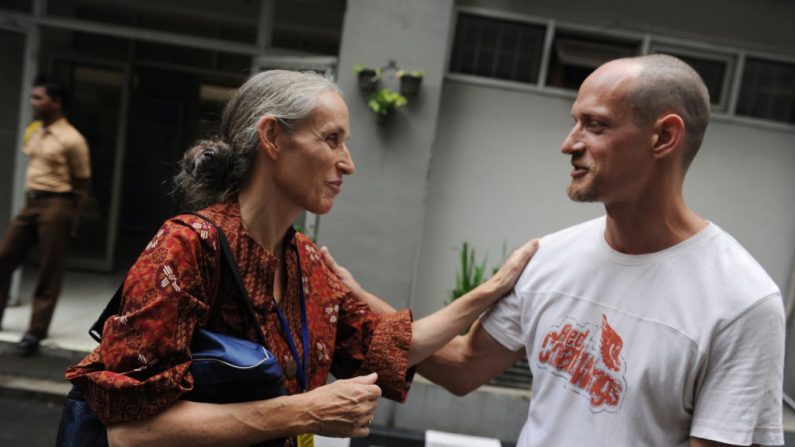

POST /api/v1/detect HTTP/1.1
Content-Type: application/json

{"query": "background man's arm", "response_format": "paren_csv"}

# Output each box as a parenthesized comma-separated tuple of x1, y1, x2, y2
(70, 176, 90, 237)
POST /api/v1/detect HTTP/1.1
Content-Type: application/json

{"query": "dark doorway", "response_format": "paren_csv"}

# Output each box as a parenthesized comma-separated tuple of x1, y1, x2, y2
(116, 66, 241, 267)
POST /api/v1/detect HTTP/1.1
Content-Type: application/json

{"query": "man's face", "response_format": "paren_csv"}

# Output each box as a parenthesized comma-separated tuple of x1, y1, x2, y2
(560, 61, 654, 206)
(30, 86, 59, 121)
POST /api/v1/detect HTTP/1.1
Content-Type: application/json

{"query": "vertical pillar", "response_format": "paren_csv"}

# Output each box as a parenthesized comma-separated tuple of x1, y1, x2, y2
(321, 0, 455, 309)
(7, 0, 43, 305)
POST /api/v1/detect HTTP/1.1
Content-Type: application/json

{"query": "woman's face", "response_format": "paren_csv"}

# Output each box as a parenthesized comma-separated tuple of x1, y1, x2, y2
(273, 91, 355, 215)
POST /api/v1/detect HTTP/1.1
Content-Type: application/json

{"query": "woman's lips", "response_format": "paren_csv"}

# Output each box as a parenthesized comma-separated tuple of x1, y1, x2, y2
(327, 181, 342, 194)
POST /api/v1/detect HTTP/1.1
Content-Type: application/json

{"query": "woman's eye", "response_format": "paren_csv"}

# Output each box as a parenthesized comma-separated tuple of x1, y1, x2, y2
(327, 134, 339, 146)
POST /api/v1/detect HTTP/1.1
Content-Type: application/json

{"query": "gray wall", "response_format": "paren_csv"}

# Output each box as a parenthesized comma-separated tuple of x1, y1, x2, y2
(319, 0, 455, 310)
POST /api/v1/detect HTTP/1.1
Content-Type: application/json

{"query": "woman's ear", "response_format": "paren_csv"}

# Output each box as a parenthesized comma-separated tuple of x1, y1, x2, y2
(651, 113, 685, 161)
(257, 115, 281, 160)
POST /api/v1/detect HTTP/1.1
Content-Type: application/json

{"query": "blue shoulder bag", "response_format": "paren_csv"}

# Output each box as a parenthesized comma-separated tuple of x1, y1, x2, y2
(56, 213, 287, 447)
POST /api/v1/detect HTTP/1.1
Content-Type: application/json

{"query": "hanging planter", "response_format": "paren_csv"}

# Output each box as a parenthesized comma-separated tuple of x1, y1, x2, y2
(368, 88, 407, 126)
(354, 64, 380, 93)
(398, 70, 425, 97)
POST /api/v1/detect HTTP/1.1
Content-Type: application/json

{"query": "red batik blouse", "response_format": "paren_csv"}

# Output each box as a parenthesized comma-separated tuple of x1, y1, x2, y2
(66, 202, 414, 440)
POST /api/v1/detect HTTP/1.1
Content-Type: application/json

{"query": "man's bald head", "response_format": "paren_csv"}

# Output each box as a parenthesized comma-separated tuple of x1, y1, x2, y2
(616, 54, 711, 170)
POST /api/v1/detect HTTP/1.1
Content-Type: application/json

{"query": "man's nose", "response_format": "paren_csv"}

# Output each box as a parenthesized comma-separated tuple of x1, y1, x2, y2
(561, 128, 582, 154)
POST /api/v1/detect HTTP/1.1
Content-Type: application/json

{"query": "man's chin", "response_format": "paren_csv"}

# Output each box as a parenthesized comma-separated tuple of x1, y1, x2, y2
(567, 185, 599, 203)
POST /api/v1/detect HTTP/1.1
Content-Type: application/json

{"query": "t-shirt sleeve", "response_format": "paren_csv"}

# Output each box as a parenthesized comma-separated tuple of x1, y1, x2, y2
(65, 219, 218, 425)
(690, 293, 785, 446)
(480, 288, 526, 352)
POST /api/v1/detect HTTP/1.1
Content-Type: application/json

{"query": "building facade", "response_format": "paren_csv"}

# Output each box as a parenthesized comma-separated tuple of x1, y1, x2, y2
(1, 0, 793, 441)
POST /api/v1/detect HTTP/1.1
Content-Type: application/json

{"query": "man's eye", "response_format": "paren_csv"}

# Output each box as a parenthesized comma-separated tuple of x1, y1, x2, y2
(587, 121, 605, 130)
(327, 134, 339, 145)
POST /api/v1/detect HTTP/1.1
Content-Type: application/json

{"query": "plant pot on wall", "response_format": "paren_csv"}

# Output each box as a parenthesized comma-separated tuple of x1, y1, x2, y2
(398, 70, 424, 97)
(354, 65, 380, 92)
(375, 109, 393, 126)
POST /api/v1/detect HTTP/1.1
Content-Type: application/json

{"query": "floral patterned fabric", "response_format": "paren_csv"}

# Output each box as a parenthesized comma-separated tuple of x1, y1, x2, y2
(66, 202, 413, 445)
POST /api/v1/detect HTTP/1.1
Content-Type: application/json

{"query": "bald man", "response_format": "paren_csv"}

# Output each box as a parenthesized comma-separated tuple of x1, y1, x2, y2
(328, 54, 785, 446)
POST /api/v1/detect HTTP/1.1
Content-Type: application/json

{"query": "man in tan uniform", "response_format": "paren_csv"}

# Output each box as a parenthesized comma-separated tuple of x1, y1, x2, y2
(0, 75, 91, 356)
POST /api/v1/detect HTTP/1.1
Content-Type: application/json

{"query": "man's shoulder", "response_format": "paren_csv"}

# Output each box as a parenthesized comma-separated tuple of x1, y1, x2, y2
(538, 216, 605, 250)
(701, 224, 779, 297)
(52, 119, 88, 149)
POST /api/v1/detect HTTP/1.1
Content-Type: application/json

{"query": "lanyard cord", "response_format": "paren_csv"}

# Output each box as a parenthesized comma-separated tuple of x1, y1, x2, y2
(274, 244, 310, 391)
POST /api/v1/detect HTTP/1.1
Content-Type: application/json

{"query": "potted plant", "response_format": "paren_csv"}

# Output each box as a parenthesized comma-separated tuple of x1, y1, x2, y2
(447, 242, 488, 304)
(353, 64, 380, 92)
(367, 88, 407, 125)
(397, 69, 425, 97)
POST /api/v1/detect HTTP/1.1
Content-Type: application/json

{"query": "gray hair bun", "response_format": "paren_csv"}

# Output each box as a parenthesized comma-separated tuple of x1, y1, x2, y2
(173, 138, 242, 210)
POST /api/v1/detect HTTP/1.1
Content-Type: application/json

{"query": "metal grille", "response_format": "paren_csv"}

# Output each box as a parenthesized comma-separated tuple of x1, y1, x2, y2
(488, 357, 532, 390)
(737, 57, 795, 124)
(449, 13, 546, 85)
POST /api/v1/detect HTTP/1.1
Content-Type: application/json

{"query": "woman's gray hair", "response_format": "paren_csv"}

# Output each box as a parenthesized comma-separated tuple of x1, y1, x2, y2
(173, 69, 341, 210)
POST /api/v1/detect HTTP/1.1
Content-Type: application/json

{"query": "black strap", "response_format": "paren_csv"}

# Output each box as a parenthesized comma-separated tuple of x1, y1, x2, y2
(89, 213, 269, 349)
(188, 213, 269, 348)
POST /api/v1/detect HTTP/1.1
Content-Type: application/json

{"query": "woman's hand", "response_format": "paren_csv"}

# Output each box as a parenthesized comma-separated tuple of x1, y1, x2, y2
(320, 247, 396, 314)
(300, 372, 381, 438)
(480, 239, 540, 297)
(320, 246, 363, 295)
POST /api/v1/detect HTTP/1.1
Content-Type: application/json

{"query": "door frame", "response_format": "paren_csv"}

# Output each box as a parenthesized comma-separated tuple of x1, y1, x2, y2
(48, 55, 132, 272)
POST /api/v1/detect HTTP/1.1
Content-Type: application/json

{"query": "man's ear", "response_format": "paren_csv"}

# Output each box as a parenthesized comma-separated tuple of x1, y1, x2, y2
(257, 115, 281, 160)
(651, 113, 685, 160)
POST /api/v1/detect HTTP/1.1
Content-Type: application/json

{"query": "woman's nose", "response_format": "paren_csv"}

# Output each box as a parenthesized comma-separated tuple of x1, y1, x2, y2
(339, 144, 355, 175)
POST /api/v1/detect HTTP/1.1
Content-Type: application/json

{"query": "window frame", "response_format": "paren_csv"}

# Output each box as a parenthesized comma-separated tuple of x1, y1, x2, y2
(449, 5, 795, 131)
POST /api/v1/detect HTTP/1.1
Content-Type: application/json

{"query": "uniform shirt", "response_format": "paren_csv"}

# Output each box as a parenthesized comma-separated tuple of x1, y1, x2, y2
(23, 117, 91, 192)
(66, 202, 414, 446)
(482, 217, 784, 446)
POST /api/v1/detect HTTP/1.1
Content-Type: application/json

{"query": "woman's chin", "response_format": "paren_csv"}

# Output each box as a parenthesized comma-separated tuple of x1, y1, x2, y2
(306, 201, 334, 215)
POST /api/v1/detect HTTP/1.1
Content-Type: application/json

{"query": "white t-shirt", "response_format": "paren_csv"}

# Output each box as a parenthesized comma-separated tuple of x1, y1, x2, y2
(482, 217, 785, 446)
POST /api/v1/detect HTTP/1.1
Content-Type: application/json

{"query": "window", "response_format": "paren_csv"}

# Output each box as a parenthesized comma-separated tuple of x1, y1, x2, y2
(736, 57, 795, 124)
(651, 46, 734, 112)
(449, 13, 546, 84)
(546, 32, 641, 91)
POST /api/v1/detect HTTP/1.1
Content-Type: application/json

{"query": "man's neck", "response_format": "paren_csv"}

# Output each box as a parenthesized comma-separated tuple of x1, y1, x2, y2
(603, 194, 707, 255)
(41, 113, 63, 128)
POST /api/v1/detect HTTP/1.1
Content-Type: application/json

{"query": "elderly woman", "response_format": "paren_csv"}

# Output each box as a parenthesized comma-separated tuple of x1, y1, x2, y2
(66, 70, 537, 447)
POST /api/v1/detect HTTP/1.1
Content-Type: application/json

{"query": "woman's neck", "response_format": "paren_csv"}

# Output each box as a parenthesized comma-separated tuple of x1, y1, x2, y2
(237, 175, 302, 255)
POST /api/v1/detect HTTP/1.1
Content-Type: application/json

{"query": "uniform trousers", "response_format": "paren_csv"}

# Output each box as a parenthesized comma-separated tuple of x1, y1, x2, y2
(0, 192, 75, 338)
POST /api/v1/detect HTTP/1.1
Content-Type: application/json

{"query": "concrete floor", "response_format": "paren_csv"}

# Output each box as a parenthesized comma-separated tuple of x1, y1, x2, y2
(1, 266, 794, 446)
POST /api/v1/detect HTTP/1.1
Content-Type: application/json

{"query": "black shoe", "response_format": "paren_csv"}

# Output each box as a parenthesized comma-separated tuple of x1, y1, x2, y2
(17, 334, 40, 357)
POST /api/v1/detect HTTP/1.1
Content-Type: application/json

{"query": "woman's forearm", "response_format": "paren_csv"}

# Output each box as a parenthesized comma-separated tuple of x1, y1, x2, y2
(108, 373, 382, 447)
(407, 281, 500, 366)
(107, 396, 308, 447)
